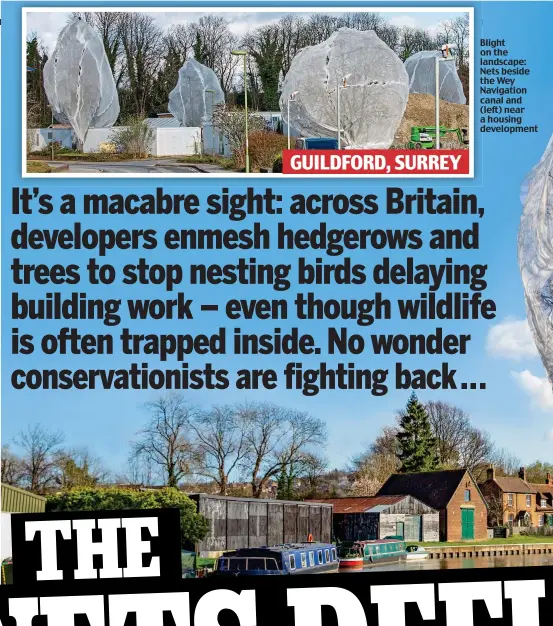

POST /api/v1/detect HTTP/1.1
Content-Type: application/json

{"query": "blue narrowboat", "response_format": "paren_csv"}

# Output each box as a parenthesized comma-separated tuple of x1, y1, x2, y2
(213, 543, 339, 576)
(337, 539, 407, 568)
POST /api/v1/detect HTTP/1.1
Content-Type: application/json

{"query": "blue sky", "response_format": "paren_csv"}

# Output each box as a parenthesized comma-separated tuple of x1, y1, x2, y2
(5, 1, 553, 477)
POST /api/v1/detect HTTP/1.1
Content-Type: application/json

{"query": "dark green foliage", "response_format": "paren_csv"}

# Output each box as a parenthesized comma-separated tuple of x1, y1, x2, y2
(26, 37, 51, 128)
(193, 32, 208, 65)
(396, 393, 438, 473)
(46, 487, 209, 546)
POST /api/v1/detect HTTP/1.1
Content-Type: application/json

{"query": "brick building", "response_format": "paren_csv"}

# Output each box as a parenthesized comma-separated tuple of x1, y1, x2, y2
(480, 466, 538, 527)
(530, 473, 553, 527)
(377, 469, 488, 541)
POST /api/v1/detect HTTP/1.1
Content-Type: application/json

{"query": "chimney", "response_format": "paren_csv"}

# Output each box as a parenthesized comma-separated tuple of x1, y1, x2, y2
(519, 467, 527, 482)
(487, 465, 495, 481)
(546, 473, 552, 485)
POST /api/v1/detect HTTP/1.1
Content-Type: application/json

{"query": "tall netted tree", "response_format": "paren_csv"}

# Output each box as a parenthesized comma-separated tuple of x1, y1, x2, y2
(396, 393, 438, 473)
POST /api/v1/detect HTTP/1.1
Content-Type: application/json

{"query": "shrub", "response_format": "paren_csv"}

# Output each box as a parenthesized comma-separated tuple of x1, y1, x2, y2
(245, 131, 288, 172)
(273, 154, 283, 173)
(109, 117, 154, 158)
(46, 487, 209, 547)
(98, 142, 117, 154)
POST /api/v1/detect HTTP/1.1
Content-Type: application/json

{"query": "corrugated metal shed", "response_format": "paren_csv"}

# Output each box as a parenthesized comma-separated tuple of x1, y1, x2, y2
(188, 494, 333, 555)
(1, 484, 46, 513)
(310, 496, 404, 514)
(144, 117, 182, 129)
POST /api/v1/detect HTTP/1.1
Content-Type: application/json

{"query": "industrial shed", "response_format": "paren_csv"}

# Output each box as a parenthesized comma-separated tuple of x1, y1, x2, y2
(311, 495, 439, 543)
(1, 484, 46, 560)
(188, 494, 333, 557)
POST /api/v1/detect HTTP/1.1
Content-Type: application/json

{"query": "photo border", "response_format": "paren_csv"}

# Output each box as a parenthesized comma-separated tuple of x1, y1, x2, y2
(22, 5, 474, 179)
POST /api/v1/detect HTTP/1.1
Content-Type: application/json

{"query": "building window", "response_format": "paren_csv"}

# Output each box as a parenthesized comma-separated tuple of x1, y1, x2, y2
(464, 489, 471, 502)
(309, 552, 315, 567)
(331, 548, 337, 561)
(301, 553, 307, 568)
(526, 494, 532, 507)
(508, 514, 514, 526)
(507, 493, 514, 507)
(317, 550, 323, 563)
(325, 549, 330, 562)
(289, 554, 296, 570)
(539, 515, 545, 527)
(541, 498, 547, 508)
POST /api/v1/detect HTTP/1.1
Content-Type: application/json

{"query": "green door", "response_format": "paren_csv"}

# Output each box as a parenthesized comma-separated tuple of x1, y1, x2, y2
(396, 521, 405, 539)
(461, 508, 474, 540)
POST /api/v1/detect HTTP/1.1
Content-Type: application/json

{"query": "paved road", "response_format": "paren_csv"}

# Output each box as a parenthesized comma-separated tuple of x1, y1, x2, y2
(47, 158, 203, 174)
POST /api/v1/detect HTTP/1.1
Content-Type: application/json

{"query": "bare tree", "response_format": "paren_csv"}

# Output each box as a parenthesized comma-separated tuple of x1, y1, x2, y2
(426, 401, 471, 467)
(1, 445, 23, 486)
(398, 26, 437, 61)
(425, 401, 494, 478)
(131, 395, 197, 487)
(190, 405, 249, 495)
(118, 13, 164, 117)
(238, 402, 326, 498)
(279, 14, 308, 77)
(189, 16, 240, 93)
(15, 424, 65, 493)
(54, 447, 108, 489)
(299, 453, 328, 498)
(491, 447, 521, 477)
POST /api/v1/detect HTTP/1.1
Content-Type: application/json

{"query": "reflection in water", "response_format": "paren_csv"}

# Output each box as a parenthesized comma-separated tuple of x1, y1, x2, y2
(346, 552, 553, 572)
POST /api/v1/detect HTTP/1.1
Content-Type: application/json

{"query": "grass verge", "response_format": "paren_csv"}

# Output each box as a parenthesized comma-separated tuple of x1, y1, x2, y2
(416, 535, 553, 547)
(177, 155, 235, 169)
(27, 161, 68, 173)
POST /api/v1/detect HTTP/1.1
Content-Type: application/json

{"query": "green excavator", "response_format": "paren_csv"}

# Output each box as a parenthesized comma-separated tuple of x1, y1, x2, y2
(407, 126, 469, 149)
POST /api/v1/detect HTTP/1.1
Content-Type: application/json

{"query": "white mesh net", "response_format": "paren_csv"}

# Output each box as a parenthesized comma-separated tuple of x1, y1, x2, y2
(43, 18, 119, 142)
(168, 59, 225, 127)
(519, 136, 553, 384)
(405, 50, 466, 105)
(279, 28, 409, 149)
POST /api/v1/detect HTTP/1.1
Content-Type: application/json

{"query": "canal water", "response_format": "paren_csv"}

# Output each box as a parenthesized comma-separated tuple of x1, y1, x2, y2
(344, 552, 553, 572)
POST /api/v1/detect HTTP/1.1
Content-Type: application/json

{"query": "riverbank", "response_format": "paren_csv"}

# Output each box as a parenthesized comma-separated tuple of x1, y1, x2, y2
(417, 535, 553, 547)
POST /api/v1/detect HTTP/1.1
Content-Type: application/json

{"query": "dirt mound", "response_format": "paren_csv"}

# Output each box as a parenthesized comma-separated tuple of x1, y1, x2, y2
(394, 93, 469, 148)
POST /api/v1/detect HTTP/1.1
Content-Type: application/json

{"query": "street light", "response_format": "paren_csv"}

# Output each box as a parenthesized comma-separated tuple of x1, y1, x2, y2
(287, 91, 299, 149)
(231, 49, 249, 173)
(435, 44, 456, 149)
(205, 88, 216, 155)
(336, 73, 352, 150)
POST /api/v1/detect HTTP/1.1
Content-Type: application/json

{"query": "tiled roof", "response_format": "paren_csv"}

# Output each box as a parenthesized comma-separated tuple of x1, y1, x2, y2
(493, 476, 536, 494)
(377, 469, 469, 510)
(309, 496, 404, 514)
(531, 483, 553, 495)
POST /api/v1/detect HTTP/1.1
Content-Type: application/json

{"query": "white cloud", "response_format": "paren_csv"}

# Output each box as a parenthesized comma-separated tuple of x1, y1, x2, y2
(511, 370, 553, 411)
(486, 318, 538, 360)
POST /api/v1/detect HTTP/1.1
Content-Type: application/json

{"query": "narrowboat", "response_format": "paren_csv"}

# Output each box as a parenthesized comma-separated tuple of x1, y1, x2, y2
(338, 539, 407, 567)
(213, 543, 339, 576)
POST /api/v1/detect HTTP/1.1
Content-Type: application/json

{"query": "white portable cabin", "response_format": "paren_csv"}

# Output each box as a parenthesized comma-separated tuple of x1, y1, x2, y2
(83, 117, 202, 156)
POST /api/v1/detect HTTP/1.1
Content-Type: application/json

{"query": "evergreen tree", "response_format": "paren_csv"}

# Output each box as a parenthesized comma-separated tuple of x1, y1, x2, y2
(193, 31, 207, 64)
(396, 393, 438, 472)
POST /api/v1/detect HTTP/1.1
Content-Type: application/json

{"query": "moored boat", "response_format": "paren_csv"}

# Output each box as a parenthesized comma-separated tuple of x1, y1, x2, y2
(338, 539, 407, 567)
(213, 542, 339, 577)
(406, 545, 429, 560)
